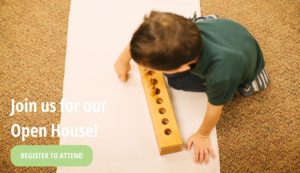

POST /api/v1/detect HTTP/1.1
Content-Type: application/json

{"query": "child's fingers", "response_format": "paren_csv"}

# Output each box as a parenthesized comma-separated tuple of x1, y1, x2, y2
(116, 71, 122, 80)
(120, 74, 128, 81)
(204, 149, 209, 164)
(199, 148, 204, 164)
(194, 148, 199, 163)
(186, 139, 193, 151)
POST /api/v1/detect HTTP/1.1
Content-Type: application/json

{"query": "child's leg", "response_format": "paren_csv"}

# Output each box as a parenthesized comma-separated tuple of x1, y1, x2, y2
(164, 71, 206, 92)
(238, 67, 270, 97)
(190, 12, 219, 22)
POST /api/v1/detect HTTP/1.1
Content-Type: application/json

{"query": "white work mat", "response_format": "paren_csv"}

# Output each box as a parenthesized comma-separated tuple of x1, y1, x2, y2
(58, 0, 220, 172)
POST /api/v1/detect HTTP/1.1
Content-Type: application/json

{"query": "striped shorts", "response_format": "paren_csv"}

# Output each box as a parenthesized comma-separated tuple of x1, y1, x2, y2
(238, 67, 270, 97)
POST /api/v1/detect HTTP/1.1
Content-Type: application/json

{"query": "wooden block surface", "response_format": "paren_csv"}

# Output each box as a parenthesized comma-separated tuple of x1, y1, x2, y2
(138, 66, 183, 155)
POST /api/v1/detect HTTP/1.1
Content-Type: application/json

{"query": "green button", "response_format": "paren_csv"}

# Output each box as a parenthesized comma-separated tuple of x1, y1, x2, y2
(11, 145, 92, 166)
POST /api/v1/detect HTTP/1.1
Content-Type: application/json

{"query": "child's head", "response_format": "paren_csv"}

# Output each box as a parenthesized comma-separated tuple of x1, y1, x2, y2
(130, 11, 202, 73)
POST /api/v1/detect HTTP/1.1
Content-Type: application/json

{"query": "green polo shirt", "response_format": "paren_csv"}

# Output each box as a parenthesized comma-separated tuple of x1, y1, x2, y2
(190, 19, 265, 105)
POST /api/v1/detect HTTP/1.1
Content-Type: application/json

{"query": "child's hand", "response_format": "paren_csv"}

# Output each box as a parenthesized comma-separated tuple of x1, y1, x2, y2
(114, 58, 131, 81)
(186, 133, 216, 164)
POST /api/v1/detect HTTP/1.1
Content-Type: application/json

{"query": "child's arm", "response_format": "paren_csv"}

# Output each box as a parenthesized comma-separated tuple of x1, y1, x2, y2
(186, 102, 223, 164)
(114, 44, 131, 81)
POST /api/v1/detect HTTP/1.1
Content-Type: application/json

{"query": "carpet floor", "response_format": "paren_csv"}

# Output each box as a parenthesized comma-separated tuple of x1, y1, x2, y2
(200, 0, 300, 172)
(0, 0, 70, 172)
(1, 0, 299, 173)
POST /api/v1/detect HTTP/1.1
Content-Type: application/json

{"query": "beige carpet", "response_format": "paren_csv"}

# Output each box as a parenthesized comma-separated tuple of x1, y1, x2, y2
(1, 0, 299, 173)
(200, 0, 300, 172)
(0, 0, 70, 172)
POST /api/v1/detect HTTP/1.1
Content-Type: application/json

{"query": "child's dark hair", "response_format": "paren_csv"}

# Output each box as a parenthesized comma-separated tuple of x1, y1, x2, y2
(130, 11, 202, 71)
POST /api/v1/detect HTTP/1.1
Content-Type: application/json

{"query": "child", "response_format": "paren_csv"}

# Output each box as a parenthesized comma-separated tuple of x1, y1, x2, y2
(114, 11, 269, 164)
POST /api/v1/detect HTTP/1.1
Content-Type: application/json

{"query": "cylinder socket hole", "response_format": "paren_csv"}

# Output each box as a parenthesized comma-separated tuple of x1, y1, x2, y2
(164, 128, 172, 135)
(159, 108, 166, 114)
(156, 98, 163, 104)
(150, 78, 158, 85)
(161, 118, 169, 125)
(155, 88, 161, 95)
(146, 70, 155, 76)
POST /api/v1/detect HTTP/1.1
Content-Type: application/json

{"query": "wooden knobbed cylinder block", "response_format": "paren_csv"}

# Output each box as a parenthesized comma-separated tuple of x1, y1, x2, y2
(138, 66, 183, 155)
